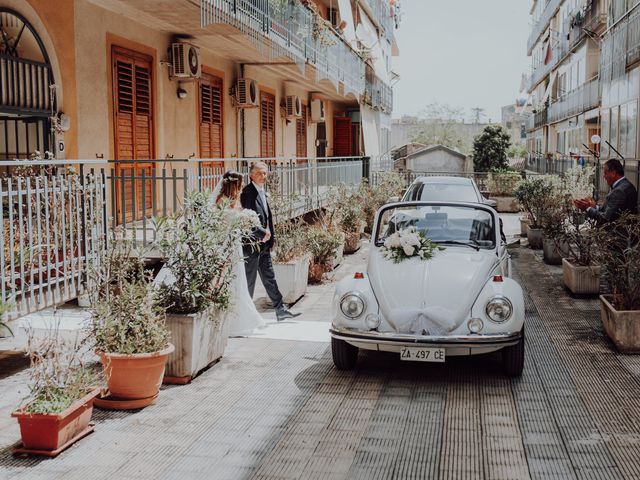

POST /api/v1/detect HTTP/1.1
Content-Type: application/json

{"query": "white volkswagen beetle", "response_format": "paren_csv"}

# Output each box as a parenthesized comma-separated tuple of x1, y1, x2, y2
(330, 201, 525, 376)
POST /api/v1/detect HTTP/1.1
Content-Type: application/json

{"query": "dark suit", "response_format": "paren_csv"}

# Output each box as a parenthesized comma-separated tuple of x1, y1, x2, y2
(587, 177, 638, 225)
(240, 182, 283, 310)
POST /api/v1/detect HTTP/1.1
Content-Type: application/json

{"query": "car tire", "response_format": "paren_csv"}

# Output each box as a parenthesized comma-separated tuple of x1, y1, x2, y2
(502, 328, 525, 377)
(331, 337, 358, 370)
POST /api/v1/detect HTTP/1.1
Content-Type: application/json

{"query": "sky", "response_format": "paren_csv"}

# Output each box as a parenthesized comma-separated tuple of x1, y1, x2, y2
(392, 0, 531, 123)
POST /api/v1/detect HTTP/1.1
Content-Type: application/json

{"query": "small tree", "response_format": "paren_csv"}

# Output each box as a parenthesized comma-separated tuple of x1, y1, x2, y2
(472, 125, 511, 172)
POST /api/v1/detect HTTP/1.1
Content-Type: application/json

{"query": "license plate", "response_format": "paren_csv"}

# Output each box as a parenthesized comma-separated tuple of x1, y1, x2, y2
(400, 347, 445, 363)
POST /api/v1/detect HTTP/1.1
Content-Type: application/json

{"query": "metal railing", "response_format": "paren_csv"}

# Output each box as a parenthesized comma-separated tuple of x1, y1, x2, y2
(527, 0, 562, 55)
(200, 0, 366, 97)
(547, 77, 600, 123)
(0, 54, 53, 114)
(363, 74, 393, 113)
(1, 156, 373, 319)
(363, 0, 394, 41)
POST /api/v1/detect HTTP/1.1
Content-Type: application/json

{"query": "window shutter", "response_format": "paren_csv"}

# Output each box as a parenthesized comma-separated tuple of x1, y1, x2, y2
(199, 72, 224, 169)
(333, 117, 352, 157)
(260, 91, 276, 159)
(296, 104, 307, 159)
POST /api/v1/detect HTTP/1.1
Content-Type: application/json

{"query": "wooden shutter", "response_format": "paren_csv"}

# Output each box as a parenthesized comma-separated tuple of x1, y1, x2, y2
(199, 72, 224, 175)
(296, 104, 307, 160)
(112, 46, 154, 222)
(260, 91, 276, 159)
(333, 117, 352, 157)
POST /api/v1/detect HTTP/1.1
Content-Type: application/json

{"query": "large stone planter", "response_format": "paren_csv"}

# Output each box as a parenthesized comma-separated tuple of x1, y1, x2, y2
(542, 237, 569, 265)
(274, 255, 310, 304)
(600, 295, 640, 353)
(519, 217, 529, 237)
(562, 259, 600, 295)
(164, 308, 229, 384)
(527, 227, 543, 249)
(492, 196, 520, 213)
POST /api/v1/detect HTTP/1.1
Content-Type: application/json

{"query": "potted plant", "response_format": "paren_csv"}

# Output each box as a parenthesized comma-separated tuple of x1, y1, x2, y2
(267, 177, 311, 304)
(89, 243, 173, 408)
(11, 328, 101, 456)
(486, 169, 521, 212)
(514, 177, 553, 249)
(155, 191, 254, 384)
(519, 215, 530, 237)
(539, 181, 570, 265)
(328, 184, 366, 254)
(306, 226, 344, 283)
(560, 214, 600, 295)
(594, 213, 640, 352)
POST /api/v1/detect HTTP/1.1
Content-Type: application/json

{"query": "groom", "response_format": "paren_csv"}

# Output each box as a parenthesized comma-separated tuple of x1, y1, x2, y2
(241, 162, 301, 321)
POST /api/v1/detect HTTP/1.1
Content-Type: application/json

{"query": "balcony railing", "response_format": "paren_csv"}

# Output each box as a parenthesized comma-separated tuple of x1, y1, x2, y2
(533, 108, 548, 129)
(527, 0, 562, 55)
(363, 75, 393, 113)
(547, 77, 600, 123)
(200, 0, 365, 97)
(1, 156, 378, 320)
(601, 6, 640, 84)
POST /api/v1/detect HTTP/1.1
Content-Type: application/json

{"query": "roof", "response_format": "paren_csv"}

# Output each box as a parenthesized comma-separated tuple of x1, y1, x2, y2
(405, 144, 467, 161)
(412, 176, 473, 185)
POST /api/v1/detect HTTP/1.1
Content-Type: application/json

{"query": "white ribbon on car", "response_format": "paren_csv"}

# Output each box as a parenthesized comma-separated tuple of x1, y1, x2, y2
(387, 306, 460, 335)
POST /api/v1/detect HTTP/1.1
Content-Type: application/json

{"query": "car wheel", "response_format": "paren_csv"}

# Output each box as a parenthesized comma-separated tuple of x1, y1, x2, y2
(331, 337, 358, 370)
(502, 328, 525, 377)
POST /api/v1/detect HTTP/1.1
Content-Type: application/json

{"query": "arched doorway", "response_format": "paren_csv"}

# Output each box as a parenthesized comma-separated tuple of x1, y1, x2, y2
(0, 9, 55, 169)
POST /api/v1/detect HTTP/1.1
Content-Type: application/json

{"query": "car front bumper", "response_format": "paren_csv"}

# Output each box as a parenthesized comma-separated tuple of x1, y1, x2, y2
(330, 327, 523, 356)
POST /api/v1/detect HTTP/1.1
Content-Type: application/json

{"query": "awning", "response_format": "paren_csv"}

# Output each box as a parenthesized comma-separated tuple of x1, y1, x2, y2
(356, 6, 388, 83)
(337, 0, 356, 44)
(361, 106, 380, 157)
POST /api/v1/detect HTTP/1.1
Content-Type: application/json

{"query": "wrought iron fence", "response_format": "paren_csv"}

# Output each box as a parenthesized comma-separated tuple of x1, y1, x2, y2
(0, 156, 368, 320)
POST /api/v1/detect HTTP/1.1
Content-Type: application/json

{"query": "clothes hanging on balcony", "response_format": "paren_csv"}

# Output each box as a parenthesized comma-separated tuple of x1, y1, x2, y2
(361, 106, 380, 157)
(337, 0, 356, 44)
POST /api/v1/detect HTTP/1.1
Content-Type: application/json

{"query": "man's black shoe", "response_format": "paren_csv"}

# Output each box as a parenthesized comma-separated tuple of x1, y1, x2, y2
(276, 307, 302, 321)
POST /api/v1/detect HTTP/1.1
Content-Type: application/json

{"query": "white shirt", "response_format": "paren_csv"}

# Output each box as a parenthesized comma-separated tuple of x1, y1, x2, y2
(252, 181, 267, 206)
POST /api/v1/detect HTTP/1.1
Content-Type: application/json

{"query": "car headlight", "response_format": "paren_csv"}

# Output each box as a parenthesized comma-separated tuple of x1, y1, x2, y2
(340, 293, 366, 319)
(485, 295, 513, 323)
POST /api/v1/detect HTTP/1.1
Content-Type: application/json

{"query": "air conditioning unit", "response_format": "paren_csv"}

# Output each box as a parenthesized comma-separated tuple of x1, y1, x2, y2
(171, 42, 201, 78)
(285, 95, 302, 118)
(310, 99, 325, 122)
(235, 78, 259, 107)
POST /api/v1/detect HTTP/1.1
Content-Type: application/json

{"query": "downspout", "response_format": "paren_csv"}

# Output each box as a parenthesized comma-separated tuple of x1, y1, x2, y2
(240, 63, 246, 159)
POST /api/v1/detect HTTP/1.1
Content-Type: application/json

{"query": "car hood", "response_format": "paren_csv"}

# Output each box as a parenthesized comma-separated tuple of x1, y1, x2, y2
(368, 247, 498, 334)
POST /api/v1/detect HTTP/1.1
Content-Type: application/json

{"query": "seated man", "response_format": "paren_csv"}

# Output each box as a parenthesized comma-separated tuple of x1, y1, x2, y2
(574, 159, 638, 225)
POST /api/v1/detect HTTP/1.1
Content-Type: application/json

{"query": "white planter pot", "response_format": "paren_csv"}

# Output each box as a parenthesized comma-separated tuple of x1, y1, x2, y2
(330, 244, 344, 270)
(600, 295, 640, 353)
(519, 217, 530, 237)
(562, 259, 600, 295)
(273, 255, 310, 304)
(164, 307, 229, 383)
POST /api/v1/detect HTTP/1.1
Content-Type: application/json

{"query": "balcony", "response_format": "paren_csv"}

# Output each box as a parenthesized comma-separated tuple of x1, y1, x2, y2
(362, 0, 395, 41)
(201, 0, 366, 97)
(363, 74, 393, 113)
(547, 77, 600, 123)
(527, 0, 562, 55)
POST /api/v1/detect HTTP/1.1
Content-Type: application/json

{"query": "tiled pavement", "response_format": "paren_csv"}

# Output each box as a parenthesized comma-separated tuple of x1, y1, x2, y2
(1, 219, 640, 479)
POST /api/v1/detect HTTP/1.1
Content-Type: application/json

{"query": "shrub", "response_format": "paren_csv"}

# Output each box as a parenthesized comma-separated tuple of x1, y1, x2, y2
(487, 169, 521, 196)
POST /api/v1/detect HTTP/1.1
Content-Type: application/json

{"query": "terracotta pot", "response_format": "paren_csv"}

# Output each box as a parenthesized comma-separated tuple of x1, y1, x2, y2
(11, 388, 100, 452)
(308, 262, 329, 284)
(562, 259, 600, 295)
(599, 295, 640, 353)
(527, 227, 543, 249)
(343, 232, 361, 254)
(100, 343, 174, 399)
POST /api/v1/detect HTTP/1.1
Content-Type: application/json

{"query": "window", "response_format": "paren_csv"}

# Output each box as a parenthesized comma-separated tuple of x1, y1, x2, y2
(601, 108, 610, 158)
(611, 106, 619, 154)
(626, 101, 637, 157)
(199, 72, 224, 168)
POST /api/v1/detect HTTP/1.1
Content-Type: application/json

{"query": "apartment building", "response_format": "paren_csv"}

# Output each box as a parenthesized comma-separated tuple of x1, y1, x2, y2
(0, 0, 399, 168)
(526, 0, 607, 163)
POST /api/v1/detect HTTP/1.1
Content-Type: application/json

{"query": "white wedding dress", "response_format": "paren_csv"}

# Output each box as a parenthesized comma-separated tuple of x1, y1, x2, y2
(225, 208, 267, 337)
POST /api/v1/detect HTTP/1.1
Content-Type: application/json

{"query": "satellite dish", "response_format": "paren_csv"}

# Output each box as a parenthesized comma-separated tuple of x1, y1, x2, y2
(591, 134, 601, 145)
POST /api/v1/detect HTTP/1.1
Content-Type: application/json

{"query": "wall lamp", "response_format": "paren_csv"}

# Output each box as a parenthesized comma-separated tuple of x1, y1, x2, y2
(177, 86, 188, 99)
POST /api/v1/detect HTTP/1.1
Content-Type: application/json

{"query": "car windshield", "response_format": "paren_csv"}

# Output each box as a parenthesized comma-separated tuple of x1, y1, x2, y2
(376, 204, 496, 249)
(403, 182, 479, 203)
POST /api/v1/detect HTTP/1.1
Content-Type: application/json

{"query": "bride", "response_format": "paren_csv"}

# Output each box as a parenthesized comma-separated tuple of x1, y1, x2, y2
(214, 170, 266, 336)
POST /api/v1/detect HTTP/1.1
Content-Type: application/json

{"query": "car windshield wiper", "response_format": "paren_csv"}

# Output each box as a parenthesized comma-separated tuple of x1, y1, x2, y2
(435, 240, 480, 251)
